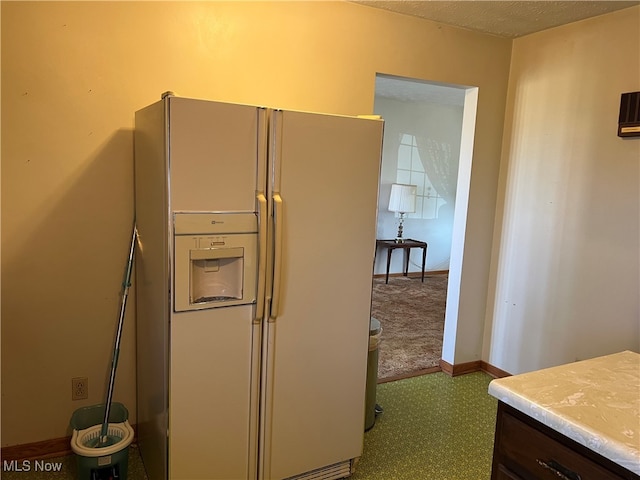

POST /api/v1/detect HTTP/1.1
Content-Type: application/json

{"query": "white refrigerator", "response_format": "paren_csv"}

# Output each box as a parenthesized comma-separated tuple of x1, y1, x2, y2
(134, 94, 383, 480)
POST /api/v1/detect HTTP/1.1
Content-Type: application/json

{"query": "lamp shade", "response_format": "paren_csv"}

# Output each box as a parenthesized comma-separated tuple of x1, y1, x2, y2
(388, 184, 417, 213)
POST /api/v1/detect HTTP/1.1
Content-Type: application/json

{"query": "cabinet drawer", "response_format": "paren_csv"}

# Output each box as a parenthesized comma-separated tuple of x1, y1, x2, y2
(496, 407, 625, 480)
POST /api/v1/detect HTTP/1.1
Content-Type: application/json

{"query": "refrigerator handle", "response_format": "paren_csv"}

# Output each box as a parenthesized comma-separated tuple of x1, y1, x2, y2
(256, 193, 268, 322)
(270, 193, 283, 320)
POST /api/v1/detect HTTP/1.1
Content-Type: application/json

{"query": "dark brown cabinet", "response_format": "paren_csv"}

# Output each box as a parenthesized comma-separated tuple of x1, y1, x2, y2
(495, 464, 525, 480)
(491, 402, 640, 480)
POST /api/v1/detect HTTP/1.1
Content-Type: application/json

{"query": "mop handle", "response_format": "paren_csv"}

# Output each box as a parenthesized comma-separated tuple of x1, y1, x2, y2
(100, 224, 137, 444)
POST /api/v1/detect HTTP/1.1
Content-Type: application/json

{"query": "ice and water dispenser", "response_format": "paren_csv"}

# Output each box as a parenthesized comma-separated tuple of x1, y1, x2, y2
(173, 212, 258, 311)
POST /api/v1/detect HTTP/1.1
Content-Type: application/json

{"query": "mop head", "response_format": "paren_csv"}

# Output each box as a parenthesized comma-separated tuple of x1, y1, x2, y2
(71, 421, 134, 457)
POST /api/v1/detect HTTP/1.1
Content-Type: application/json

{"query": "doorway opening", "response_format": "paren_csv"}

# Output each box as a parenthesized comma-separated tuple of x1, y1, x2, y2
(371, 73, 478, 381)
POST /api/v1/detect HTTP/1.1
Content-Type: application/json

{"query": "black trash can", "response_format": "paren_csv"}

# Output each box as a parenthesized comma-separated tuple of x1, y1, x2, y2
(365, 317, 382, 431)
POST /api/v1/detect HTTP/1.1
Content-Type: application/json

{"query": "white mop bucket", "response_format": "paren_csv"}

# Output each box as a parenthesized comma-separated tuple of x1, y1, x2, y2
(70, 402, 134, 480)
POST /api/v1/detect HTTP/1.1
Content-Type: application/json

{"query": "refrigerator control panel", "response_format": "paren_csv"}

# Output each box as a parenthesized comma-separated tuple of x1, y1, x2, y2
(173, 212, 258, 311)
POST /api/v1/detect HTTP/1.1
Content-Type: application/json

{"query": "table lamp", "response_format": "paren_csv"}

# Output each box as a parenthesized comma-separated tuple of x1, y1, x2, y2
(388, 183, 417, 243)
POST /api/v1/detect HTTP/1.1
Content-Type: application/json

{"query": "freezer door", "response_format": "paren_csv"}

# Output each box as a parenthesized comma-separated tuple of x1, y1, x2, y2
(260, 110, 383, 479)
(167, 100, 267, 479)
(136, 96, 269, 480)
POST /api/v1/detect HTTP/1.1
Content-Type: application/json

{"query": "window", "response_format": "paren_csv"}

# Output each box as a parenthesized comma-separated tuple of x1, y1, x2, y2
(396, 134, 444, 219)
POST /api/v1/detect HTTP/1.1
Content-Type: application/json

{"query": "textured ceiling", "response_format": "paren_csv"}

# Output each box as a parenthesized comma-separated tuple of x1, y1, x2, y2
(353, 1, 639, 38)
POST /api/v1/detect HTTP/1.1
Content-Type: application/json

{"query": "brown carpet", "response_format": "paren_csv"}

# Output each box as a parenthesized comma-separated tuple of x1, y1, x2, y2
(370, 274, 448, 381)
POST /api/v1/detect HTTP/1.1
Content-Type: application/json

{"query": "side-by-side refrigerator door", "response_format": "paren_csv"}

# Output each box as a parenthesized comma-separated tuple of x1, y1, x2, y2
(260, 110, 383, 479)
(167, 98, 268, 480)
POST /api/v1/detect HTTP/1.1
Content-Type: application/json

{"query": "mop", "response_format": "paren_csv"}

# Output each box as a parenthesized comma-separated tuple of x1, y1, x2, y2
(89, 224, 137, 448)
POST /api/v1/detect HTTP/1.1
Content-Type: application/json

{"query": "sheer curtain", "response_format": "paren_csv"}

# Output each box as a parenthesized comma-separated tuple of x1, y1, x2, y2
(414, 135, 456, 207)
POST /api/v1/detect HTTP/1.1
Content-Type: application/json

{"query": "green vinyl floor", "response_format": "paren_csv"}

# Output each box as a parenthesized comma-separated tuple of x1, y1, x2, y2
(354, 371, 498, 480)
(3, 372, 497, 480)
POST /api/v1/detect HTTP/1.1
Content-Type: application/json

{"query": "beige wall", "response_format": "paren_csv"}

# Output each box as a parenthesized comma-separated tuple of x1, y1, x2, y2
(1, 1, 511, 445)
(484, 7, 640, 374)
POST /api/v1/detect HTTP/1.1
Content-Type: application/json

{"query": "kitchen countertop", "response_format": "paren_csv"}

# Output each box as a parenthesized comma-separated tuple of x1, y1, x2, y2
(488, 350, 640, 475)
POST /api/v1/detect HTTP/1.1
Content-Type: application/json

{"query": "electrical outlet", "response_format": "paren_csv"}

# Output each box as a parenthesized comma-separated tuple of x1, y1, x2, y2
(72, 377, 88, 401)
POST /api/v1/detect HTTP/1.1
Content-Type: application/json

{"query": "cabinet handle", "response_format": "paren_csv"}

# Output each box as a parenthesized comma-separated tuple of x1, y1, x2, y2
(536, 459, 582, 480)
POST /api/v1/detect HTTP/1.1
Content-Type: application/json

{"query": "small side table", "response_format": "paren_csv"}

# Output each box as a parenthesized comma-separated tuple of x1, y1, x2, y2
(375, 239, 428, 284)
